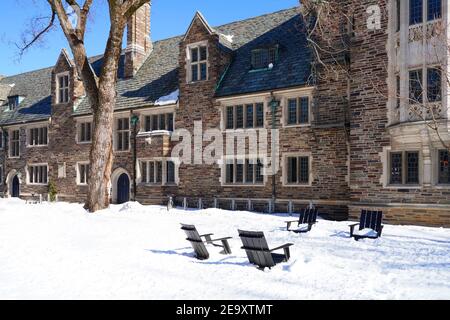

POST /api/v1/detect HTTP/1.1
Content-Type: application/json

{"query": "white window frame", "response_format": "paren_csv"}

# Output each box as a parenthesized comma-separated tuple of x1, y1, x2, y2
(186, 40, 209, 83)
(137, 157, 180, 186)
(113, 115, 130, 152)
(76, 118, 93, 144)
(76, 162, 90, 186)
(139, 107, 176, 134)
(56, 72, 70, 104)
(26, 163, 49, 186)
(27, 125, 48, 147)
(9, 128, 20, 159)
(281, 152, 313, 187)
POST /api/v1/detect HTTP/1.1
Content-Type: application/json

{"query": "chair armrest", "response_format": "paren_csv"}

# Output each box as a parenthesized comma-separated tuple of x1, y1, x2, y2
(200, 233, 214, 238)
(349, 223, 360, 237)
(210, 236, 232, 242)
(285, 220, 299, 223)
(285, 220, 298, 231)
(270, 243, 294, 252)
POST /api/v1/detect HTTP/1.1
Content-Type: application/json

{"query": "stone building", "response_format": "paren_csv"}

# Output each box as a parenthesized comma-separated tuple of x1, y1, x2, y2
(0, 1, 449, 226)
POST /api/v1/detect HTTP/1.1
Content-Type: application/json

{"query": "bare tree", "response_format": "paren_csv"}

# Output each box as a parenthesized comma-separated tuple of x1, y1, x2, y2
(16, 0, 151, 212)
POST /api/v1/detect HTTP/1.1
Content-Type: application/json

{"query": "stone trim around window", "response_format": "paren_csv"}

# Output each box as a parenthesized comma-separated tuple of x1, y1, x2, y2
(381, 147, 423, 189)
(75, 117, 94, 144)
(8, 127, 21, 159)
(279, 88, 314, 128)
(138, 106, 176, 135)
(55, 71, 71, 105)
(26, 163, 49, 186)
(185, 40, 209, 84)
(281, 152, 313, 187)
(219, 155, 267, 187)
(26, 124, 49, 148)
(113, 114, 131, 153)
(137, 157, 180, 186)
(76, 161, 90, 186)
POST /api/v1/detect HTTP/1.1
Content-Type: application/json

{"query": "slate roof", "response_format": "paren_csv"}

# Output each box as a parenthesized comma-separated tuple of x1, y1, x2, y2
(0, 67, 53, 126)
(0, 6, 312, 123)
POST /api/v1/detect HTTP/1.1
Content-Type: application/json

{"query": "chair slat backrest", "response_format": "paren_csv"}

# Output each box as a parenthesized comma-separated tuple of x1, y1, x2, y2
(298, 208, 318, 225)
(181, 224, 209, 260)
(238, 230, 275, 268)
(359, 210, 383, 233)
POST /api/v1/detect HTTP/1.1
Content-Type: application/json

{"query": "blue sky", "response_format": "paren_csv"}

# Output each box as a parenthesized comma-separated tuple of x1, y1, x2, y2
(0, 0, 299, 76)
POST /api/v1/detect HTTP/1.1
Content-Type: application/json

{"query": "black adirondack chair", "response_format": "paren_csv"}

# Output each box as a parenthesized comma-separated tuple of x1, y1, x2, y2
(181, 224, 232, 260)
(238, 230, 293, 270)
(285, 207, 318, 233)
(349, 210, 384, 241)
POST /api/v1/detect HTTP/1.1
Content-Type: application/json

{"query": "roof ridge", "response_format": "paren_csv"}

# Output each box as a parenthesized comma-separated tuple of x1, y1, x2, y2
(213, 6, 299, 30)
(3, 6, 299, 79)
(1, 66, 53, 81)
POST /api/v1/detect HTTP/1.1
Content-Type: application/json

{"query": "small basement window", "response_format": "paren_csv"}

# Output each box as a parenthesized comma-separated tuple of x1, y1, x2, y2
(251, 46, 279, 70)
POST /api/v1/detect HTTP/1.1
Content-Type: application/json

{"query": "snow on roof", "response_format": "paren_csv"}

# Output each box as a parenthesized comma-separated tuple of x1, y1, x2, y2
(154, 89, 179, 106)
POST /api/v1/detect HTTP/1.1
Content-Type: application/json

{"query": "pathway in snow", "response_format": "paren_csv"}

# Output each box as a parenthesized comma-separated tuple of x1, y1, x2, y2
(0, 198, 449, 299)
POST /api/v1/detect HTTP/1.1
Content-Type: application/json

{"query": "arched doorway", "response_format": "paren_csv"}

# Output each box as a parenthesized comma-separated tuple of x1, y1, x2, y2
(6, 170, 21, 198)
(111, 168, 131, 204)
(11, 175, 20, 198)
(117, 173, 130, 204)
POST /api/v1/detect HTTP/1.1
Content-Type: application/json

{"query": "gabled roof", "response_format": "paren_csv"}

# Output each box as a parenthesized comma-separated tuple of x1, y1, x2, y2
(0, 6, 312, 123)
(183, 11, 216, 41)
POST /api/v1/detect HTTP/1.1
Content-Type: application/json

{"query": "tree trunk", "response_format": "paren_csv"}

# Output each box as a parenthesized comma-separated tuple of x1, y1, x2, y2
(84, 19, 126, 212)
(85, 97, 114, 212)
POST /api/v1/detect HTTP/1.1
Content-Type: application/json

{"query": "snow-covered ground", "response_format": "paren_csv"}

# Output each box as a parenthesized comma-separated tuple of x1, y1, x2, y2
(0, 198, 449, 300)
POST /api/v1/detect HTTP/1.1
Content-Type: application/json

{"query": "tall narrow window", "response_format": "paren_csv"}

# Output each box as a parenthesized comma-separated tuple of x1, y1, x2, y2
(10, 129, 20, 158)
(79, 122, 92, 143)
(78, 163, 90, 185)
(256, 103, 264, 127)
(0, 131, 3, 149)
(409, 69, 423, 104)
(390, 152, 403, 184)
(427, 68, 441, 102)
(409, 0, 423, 25)
(287, 99, 297, 125)
(236, 105, 244, 129)
(116, 118, 130, 151)
(396, 0, 401, 32)
(396, 75, 401, 109)
(246, 104, 254, 128)
(428, 0, 441, 21)
(226, 107, 234, 130)
(438, 150, 450, 184)
(190, 45, 208, 82)
(57, 74, 70, 104)
(166, 161, 175, 184)
(406, 152, 419, 184)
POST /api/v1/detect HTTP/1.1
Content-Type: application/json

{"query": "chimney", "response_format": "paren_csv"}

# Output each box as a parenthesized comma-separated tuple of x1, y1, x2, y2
(124, 1, 152, 78)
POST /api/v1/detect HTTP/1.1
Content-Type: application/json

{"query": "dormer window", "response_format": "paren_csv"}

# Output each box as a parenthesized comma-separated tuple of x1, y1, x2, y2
(8, 96, 19, 110)
(251, 46, 278, 70)
(56, 73, 70, 104)
(188, 44, 208, 82)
